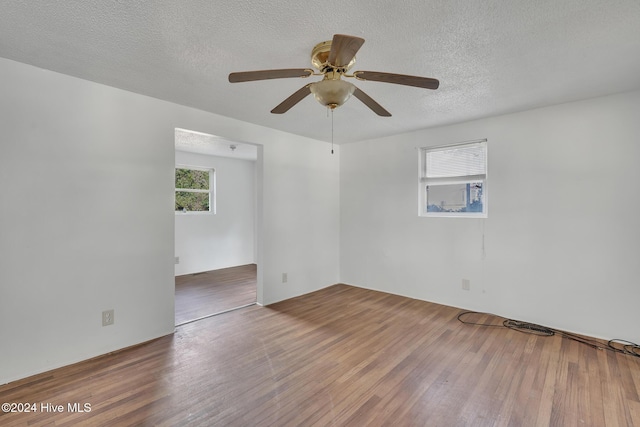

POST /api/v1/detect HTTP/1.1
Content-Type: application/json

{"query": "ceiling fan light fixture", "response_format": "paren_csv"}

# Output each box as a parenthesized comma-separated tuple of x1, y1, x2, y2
(310, 79, 355, 109)
(228, 34, 438, 116)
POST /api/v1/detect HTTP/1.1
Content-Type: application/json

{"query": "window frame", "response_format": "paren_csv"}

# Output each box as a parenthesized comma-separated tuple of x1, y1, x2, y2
(175, 165, 216, 215)
(418, 139, 487, 218)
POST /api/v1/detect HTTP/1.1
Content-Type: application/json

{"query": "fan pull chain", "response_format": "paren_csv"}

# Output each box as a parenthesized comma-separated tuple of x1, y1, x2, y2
(331, 108, 334, 154)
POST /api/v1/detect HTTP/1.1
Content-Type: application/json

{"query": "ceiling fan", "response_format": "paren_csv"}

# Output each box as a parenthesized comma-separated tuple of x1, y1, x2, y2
(228, 34, 439, 117)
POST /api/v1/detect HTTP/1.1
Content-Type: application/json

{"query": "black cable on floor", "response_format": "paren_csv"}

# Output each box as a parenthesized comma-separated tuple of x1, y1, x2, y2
(457, 311, 639, 358)
(608, 339, 640, 357)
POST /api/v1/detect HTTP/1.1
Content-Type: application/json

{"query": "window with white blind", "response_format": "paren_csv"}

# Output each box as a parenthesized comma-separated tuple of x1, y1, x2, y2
(419, 140, 487, 217)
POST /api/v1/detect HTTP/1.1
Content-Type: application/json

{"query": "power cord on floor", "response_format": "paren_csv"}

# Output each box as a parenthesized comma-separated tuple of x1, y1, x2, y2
(457, 311, 640, 358)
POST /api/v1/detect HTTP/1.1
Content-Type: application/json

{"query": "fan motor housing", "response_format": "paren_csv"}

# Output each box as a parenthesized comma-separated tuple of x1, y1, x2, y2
(311, 40, 356, 72)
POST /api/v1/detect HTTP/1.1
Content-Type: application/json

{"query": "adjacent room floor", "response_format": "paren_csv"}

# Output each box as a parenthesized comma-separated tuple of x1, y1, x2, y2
(174, 263, 257, 325)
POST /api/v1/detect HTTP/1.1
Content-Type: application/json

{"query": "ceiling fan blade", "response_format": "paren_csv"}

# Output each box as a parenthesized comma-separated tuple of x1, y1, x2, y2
(354, 71, 439, 89)
(271, 84, 312, 114)
(352, 87, 391, 117)
(229, 68, 313, 83)
(328, 34, 365, 68)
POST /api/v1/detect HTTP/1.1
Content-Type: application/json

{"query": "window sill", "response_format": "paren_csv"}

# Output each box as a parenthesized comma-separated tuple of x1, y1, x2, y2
(175, 211, 215, 216)
(420, 212, 487, 219)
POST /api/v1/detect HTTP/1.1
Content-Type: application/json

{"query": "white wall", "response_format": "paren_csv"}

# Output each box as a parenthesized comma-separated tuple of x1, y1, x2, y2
(174, 151, 256, 276)
(261, 137, 341, 304)
(340, 89, 640, 344)
(0, 57, 340, 384)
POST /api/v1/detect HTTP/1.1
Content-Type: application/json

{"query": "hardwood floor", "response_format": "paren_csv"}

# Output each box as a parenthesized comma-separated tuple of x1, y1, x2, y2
(1, 284, 639, 426)
(174, 264, 256, 325)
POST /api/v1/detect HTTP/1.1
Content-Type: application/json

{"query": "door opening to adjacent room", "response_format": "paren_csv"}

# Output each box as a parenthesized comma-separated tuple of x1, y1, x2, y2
(174, 128, 259, 326)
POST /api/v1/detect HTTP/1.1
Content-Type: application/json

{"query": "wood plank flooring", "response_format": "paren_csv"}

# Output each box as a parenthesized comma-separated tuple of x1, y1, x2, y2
(174, 264, 256, 325)
(1, 284, 639, 426)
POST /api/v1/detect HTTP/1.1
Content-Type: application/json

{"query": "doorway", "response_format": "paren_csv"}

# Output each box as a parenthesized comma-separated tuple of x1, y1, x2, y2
(174, 128, 259, 325)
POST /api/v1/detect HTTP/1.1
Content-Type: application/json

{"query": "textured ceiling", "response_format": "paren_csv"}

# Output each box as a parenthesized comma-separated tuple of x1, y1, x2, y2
(175, 128, 257, 160)
(1, 0, 640, 144)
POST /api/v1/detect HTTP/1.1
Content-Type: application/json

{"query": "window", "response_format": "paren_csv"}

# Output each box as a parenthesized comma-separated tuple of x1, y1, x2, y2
(419, 140, 487, 217)
(175, 167, 215, 213)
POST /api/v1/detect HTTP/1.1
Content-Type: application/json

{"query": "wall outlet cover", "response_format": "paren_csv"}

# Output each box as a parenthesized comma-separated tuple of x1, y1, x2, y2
(102, 309, 114, 326)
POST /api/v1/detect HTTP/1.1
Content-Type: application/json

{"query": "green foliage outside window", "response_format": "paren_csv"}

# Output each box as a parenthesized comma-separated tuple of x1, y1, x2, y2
(175, 191, 209, 212)
(175, 168, 211, 212)
(175, 169, 209, 190)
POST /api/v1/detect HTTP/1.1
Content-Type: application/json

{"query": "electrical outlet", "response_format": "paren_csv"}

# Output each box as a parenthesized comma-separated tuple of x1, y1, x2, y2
(175, 256, 180, 265)
(462, 279, 470, 291)
(282, 273, 288, 283)
(102, 309, 114, 326)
